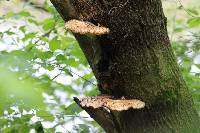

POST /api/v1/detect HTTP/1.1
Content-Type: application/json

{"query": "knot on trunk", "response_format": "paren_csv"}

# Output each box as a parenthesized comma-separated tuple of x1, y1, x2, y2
(65, 19, 110, 35)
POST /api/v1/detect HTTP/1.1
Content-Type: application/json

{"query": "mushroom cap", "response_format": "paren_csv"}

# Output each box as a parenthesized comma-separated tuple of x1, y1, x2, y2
(65, 19, 110, 35)
(79, 95, 145, 111)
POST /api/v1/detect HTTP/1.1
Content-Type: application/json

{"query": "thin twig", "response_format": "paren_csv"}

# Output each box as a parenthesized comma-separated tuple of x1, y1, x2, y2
(52, 71, 62, 80)
(176, 0, 197, 17)
(59, 65, 97, 86)
(34, 29, 54, 44)
(68, 68, 97, 86)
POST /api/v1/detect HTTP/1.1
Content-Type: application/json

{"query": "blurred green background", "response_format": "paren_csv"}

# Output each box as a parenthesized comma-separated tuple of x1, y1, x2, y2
(0, 0, 200, 132)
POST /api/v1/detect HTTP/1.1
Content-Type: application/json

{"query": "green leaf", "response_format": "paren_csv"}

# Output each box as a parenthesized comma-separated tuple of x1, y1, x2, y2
(34, 121, 44, 133)
(85, 87, 98, 96)
(60, 37, 76, 50)
(174, 27, 183, 32)
(187, 18, 200, 28)
(28, 18, 39, 25)
(0, 32, 3, 38)
(82, 73, 94, 80)
(195, 73, 200, 77)
(19, 26, 26, 33)
(18, 11, 32, 17)
(195, 64, 200, 69)
(66, 58, 79, 67)
(42, 18, 55, 31)
(25, 43, 35, 51)
(63, 85, 78, 94)
(0, 67, 45, 111)
(49, 37, 61, 51)
(21, 114, 33, 122)
(65, 102, 82, 115)
(56, 54, 66, 63)
(63, 69, 73, 77)
(46, 65, 55, 71)
(42, 51, 53, 59)
(4, 11, 15, 18)
(6, 31, 15, 35)
(37, 111, 54, 121)
(22, 32, 37, 42)
(187, 9, 199, 16)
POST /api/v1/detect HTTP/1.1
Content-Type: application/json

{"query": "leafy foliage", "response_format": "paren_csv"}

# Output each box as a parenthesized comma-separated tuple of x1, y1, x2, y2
(0, 0, 99, 132)
(168, 4, 200, 112)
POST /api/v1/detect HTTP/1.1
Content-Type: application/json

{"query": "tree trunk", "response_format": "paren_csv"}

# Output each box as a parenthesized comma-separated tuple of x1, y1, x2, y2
(50, 0, 200, 132)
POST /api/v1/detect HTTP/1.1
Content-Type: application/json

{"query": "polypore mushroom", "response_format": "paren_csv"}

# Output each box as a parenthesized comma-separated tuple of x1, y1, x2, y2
(78, 95, 145, 111)
(65, 19, 110, 35)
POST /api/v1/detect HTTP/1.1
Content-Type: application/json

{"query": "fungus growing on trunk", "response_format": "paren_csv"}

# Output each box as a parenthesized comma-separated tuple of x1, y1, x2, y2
(65, 19, 110, 35)
(75, 95, 145, 111)
(66, 19, 144, 112)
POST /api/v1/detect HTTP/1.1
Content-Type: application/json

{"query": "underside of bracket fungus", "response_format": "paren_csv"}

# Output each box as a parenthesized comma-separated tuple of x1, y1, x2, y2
(65, 19, 110, 35)
(75, 96, 145, 111)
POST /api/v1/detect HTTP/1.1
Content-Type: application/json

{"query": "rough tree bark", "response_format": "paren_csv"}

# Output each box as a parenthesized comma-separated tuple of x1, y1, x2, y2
(50, 0, 200, 132)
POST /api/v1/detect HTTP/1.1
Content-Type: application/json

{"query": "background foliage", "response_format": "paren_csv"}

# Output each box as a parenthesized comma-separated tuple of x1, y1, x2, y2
(0, 0, 199, 132)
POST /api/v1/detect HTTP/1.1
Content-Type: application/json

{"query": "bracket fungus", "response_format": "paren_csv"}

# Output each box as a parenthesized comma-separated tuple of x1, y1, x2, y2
(65, 19, 110, 35)
(76, 95, 145, 111)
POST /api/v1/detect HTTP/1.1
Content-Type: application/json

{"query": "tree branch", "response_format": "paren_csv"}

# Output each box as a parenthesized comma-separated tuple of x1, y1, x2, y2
(74, 97, 119, 133)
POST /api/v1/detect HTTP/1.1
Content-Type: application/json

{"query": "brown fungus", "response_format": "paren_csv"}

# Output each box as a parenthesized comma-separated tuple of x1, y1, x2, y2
(78, 95, 145, 111)
(65, 19, 110, 35)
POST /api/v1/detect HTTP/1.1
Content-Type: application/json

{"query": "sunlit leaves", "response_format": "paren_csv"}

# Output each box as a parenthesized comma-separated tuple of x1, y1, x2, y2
(19, 26, 26, 33)
(65, 103, 82, 115)
(5, 30, 15, 35)
(187, 17, 200, 28)
(18, 11, 32, 17)
(49, 37, 61, 51)
(0, 67, 45, 111)
(24, 43, 35, 51)
(37, 110, 54, 121)
(28, 18, 39, 26)
(59, 36, 76, 50)
(4, 11, 16, 18)
(0, 1, 98, 132)
(22, 32, 37, 42)
(4, 10, 32, 19)
(187, 9, 199, 16)
(170, 6, 200, 114)
(174, 26, 184, 33)
(42, 18, 56, 31)
(0, 113, 34, 133)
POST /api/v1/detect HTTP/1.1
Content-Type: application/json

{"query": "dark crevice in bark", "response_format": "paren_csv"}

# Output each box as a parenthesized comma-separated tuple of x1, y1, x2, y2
(51, 0, 200, 132)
